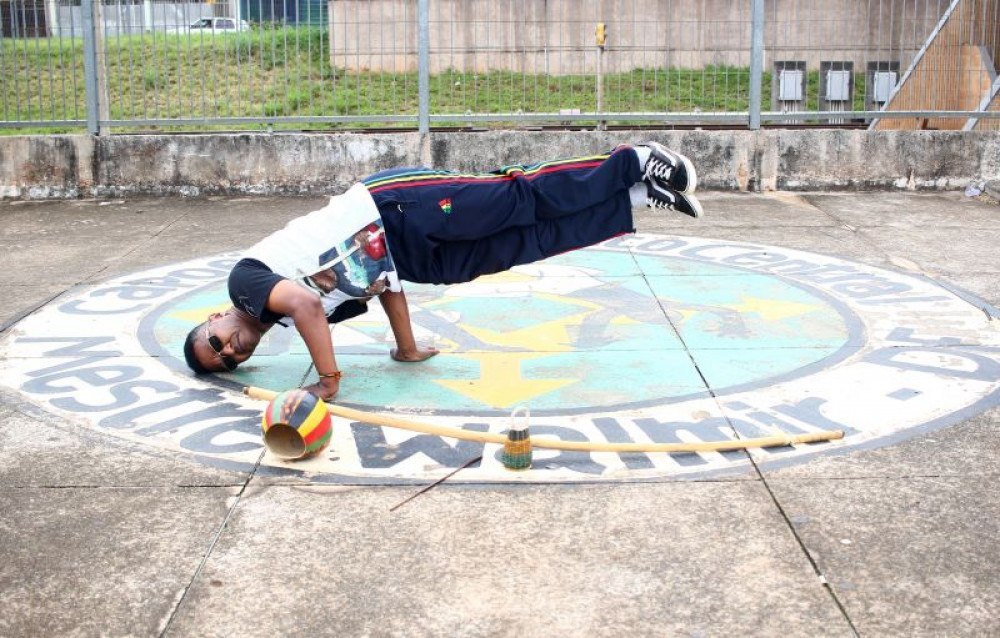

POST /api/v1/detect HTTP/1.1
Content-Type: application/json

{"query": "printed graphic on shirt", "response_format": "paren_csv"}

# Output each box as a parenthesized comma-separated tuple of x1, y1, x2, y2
(309, 222, 395, 299)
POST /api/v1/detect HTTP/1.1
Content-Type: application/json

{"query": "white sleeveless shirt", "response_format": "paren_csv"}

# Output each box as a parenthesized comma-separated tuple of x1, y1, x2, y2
(243, 183, 401, 315)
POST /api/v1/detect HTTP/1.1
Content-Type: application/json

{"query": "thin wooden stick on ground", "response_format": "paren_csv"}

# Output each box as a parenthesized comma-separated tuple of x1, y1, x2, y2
(244, 386, 844, 453)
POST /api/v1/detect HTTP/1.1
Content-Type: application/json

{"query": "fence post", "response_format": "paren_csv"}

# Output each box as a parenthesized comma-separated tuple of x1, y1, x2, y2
(595, 22, 607, 131)
(748, 0, 764, 130)
(81, 0, 100, 135)
(417, 0, 430, 134)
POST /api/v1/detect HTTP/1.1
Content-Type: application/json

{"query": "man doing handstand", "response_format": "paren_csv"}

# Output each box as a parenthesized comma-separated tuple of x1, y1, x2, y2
(183, 142, 702, 400)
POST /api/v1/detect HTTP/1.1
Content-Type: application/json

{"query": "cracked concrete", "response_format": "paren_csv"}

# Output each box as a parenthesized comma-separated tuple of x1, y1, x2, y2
(1, 189, 998, 636)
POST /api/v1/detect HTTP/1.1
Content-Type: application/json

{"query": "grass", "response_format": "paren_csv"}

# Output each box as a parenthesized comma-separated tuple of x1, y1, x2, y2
(0, 27, 874, 133)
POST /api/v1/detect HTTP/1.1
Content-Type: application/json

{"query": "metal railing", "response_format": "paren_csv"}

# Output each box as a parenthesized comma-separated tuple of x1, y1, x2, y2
(1, 0, 998, 134)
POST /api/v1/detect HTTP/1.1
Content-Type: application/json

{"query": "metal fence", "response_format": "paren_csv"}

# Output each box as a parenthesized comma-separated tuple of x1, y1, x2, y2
(1, 0, 998, 133)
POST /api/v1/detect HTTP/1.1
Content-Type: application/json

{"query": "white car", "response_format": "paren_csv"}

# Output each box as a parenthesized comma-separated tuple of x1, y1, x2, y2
(188, 17, 250, 34)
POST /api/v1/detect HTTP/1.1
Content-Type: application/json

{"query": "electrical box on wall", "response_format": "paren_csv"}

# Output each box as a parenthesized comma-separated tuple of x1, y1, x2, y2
(873, 71, 898, 103)
(825, 70, 851, 101)
(779, 69, 804, 101)
(866, 61, 901, 112)
(772, 61, 807, 123)
(819, 61, 854, 123)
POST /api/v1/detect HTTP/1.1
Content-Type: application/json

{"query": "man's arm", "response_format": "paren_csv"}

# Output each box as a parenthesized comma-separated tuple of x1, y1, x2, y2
(378, 289, 439, 362)
(266, 280, 341, 400)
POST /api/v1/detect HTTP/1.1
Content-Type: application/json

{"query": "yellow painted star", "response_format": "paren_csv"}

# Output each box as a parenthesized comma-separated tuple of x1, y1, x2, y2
(435, 352, 577, 409)
(728, 295, 819, 321)
(168, 302, 231, 323)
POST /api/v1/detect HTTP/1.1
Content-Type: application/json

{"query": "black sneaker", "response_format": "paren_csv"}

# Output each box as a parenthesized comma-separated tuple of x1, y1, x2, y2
(642, 141, 697, 194)
(646, 180, 704, 218)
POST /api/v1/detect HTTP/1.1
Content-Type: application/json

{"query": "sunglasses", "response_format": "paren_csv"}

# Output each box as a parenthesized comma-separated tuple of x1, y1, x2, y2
(205, 325, 238, 372)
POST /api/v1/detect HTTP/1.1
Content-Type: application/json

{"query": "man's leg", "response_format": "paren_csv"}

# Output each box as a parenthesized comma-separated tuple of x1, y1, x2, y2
(505, 145, 642, 219)
(429, 190, 636, 284)
(365, 146, 641, 242)
(519, 143, 698, 216)
(369, 145, 699, 283)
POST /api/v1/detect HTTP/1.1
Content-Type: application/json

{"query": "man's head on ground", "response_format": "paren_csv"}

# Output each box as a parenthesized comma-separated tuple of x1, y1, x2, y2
(183, 307, 267, 374)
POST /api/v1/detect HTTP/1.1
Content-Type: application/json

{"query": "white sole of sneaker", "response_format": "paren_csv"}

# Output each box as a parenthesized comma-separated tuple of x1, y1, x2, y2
(674, 151, 698, 194)
(684, 191, 704, 218)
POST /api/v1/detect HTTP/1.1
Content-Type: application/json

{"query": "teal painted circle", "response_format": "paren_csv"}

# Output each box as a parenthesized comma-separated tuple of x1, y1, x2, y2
(152, 247, 858, 416)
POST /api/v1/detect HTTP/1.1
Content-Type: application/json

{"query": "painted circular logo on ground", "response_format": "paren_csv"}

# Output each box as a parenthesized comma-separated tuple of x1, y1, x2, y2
(2, 234, 998, 483)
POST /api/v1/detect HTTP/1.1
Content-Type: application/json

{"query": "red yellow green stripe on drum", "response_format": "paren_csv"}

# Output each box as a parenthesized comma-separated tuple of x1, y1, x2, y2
(261, 389, 333, 459)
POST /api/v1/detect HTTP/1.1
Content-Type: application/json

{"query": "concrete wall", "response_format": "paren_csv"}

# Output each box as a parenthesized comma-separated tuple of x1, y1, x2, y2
(0, 130, 997, 198)
(329, 0, 945, 73)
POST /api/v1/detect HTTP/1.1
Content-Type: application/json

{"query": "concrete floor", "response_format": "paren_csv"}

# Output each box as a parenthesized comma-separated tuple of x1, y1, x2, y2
(0, 190, 998, 637)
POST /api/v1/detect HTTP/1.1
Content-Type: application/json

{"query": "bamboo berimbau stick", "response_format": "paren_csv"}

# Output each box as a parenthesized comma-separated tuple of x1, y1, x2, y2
(244, 386, 843, 453)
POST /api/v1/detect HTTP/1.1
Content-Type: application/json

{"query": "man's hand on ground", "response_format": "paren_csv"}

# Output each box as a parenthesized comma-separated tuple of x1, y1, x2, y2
(303, 376, 340, 401)
(391, 345, 440, 363)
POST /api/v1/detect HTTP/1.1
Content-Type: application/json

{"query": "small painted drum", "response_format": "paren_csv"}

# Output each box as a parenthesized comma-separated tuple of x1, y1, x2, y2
(261, 389, 332, 460)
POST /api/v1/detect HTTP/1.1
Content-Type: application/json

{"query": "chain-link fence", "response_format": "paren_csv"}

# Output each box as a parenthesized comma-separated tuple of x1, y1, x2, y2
(1, 0, 998, 133)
